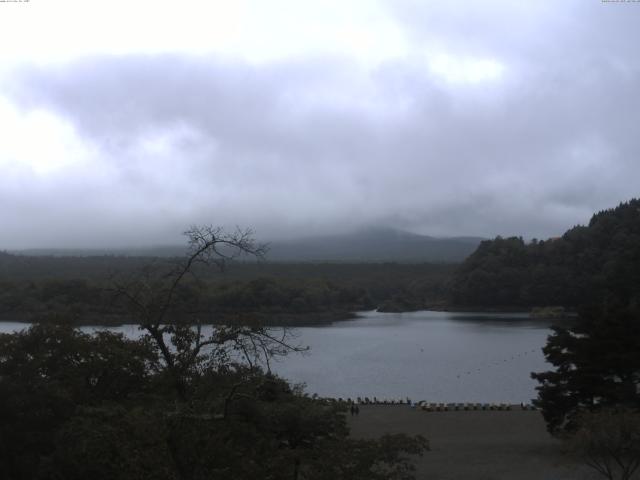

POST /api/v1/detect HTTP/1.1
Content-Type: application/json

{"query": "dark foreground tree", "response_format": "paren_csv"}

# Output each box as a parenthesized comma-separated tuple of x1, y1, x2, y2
(0, 324, 427, 480)
(0, 324, 157, 480)
(568, 408, 640, 480)
(532, 306, 640, 479)
(531, 303, 640, 434)
(110, 226, 306, 399)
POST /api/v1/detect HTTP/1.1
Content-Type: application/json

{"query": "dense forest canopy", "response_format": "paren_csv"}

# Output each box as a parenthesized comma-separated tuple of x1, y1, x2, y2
(0, 257, 454, 325)
(451, 199, 640, 308)
(0, 324, 427, 480)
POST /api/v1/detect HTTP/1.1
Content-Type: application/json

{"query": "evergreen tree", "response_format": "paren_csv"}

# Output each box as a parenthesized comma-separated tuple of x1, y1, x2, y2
(532, 302, 640, 434)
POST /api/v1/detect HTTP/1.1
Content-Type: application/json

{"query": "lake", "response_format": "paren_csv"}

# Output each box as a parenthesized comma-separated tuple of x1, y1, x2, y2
(0, 310, 556, 403)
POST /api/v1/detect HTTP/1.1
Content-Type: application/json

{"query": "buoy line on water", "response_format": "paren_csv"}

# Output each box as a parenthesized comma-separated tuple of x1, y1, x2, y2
(452, 348, 540, 380)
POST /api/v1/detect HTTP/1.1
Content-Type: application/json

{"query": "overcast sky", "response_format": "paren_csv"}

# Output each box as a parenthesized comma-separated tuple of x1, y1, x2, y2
(0, 0, 638, 248)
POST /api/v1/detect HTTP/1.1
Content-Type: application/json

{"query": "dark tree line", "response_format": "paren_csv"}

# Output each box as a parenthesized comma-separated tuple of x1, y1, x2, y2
(0, 276, 374, 325)
(0, 253, 455, 324)
(451, 199, 640, 309)
(0, 324, 427, 480)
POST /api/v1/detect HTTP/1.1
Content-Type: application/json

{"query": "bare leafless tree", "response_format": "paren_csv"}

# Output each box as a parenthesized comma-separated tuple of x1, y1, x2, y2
(111, 226, 306, 399)
(568, 408, 640, 480)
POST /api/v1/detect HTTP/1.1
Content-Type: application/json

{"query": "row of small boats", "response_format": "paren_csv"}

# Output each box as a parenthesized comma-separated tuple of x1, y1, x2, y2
(415, 401, 537, 411)
(318, 397, 538, 411)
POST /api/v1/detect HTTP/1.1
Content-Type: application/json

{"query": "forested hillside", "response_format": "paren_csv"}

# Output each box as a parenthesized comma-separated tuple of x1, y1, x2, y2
(451, 199, 640, 308)
(0, 254, 454, 325)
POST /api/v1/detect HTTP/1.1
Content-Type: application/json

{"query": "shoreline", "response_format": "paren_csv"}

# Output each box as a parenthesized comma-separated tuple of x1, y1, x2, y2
(0, 310, 357, 328)
(0, 305, 577, 328)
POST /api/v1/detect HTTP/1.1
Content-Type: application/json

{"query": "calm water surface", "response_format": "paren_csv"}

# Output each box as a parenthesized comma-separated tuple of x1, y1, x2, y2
(0, 310, 556, 403)
(271, 310, 554, 403)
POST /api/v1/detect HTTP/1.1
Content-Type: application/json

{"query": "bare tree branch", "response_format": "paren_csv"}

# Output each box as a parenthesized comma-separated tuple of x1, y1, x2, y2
(108, 226, 302, 400)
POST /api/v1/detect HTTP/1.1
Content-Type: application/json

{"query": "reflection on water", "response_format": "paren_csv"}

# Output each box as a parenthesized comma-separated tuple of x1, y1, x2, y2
(0, 310, 556, 403)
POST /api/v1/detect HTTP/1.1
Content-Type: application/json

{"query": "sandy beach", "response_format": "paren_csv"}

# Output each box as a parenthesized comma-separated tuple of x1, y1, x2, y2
(348, 405, 600, 480)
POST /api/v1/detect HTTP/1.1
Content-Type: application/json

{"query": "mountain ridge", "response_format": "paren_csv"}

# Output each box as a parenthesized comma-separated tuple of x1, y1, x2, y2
(9, 228, 485, 263)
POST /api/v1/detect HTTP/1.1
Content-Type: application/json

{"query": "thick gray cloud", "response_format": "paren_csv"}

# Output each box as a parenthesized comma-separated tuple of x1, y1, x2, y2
(1, 1, 639, 248)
